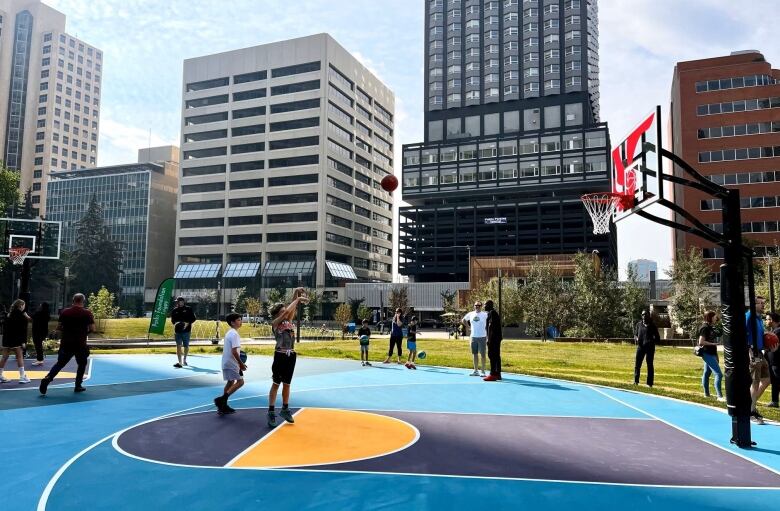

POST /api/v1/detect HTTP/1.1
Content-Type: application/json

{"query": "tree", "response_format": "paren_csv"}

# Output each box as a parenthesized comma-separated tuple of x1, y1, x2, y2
(571, 252, 624, 338)
(334, 303, 352, 324)
(232, 287, 248, 314)
(302, 288, 323, 321)
(88, 286, 119, 332)
(244, 297, 262, 324)
(667, 248, 712, 338)
(267, 286, 286, 306)
(754, 249, 780, 309)
(193, 290, 216, 318)
(471, 278, 524, 327)
(440, 289, 461, 330)
(347, 297, 365, 321)
(622, 264, 648, 336)
(70, 195, 123, 297)
(388, 286, 409, 315)
(357, 304, 372, 322)
(0, 165, 20, 214)
(520, 257, 570, 339)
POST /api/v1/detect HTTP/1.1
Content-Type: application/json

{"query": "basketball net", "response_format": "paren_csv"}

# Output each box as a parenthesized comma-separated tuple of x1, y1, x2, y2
(8, 247, 31, 266)
(581, 193, 632, 235)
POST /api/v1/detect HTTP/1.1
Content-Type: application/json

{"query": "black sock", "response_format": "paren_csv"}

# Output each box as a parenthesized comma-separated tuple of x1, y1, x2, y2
(269, 406, 275, 412)
(282, 403, 289, 410)
(222, 393, 228, 399)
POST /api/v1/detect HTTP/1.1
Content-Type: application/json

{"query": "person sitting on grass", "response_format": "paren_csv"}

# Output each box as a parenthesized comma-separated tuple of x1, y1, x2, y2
(358, 319, 372, 367)
(405, 316, 418, 370)
(267, 288, 308, 428)
(214, 313, 247, 415)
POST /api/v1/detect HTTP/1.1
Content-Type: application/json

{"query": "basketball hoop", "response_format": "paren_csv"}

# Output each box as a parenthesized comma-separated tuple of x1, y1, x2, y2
(8, 247, 31, 266)
(581, 193, 632, 235)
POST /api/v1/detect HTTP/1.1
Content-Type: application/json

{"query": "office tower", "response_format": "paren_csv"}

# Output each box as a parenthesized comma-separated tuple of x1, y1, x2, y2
(176, 34, 394, 301)
(0, 0, 102, 215)
(671, 51, 780, 282)
(45, 146, 179, 308)
(400, 0, 612, 282)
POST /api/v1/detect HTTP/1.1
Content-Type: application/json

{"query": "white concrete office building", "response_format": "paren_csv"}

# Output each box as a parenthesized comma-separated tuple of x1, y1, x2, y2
(0, 0, 102, 215)
(176, 33, 395, 300)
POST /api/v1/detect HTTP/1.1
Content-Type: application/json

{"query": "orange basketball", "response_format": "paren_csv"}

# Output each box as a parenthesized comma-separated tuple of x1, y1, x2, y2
(764, 332, 779, 351)
(380, 174, 399, 193)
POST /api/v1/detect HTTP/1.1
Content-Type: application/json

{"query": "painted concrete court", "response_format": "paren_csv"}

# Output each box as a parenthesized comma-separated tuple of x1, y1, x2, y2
(2, 353, 779, 510)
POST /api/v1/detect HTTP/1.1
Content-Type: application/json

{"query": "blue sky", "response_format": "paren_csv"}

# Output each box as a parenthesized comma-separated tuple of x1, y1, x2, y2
(45, 0, 779, 278)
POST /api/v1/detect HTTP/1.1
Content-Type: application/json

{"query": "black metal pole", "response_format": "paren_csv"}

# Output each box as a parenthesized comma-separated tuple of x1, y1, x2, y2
(721, 188, 752, 447)
(497, 268, 502, 317)
(769, 261, 775, 314)
(19, 259, 31, 309)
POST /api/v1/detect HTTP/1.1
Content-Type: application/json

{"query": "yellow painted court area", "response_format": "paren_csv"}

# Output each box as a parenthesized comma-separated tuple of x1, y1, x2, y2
(230, 408, 418, 468)
(1, 371, 75, 380)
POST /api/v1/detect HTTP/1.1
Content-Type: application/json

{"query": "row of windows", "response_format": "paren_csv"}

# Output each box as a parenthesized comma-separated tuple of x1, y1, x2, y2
(696, 96, 780, 116)
(185, 80, 320, 109)
(180, 216, 263, 229)
(41, 56, 101, 82)
(698, 121, 780, 140)
(701, 195, 780, 211)
(185, 62, 321, 92)
(404, 132, 606, 166)
(183, 140, 320, 159)
(707, 170, 780, 186)
(695, 74, 776, 93)
(181, 161, 264, 177)
(705, 222, 780, 235)
(698, 146, 780, 163)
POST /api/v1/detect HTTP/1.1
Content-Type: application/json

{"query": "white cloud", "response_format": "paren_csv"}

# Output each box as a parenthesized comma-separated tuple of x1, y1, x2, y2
(98, 118, 178, 166)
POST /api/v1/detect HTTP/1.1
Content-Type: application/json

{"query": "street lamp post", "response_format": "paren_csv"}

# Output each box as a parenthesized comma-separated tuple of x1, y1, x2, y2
(63, 267, 69, 310)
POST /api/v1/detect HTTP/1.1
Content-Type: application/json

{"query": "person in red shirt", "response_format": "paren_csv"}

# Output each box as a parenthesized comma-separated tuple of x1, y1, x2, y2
(40, 293, 95, 394)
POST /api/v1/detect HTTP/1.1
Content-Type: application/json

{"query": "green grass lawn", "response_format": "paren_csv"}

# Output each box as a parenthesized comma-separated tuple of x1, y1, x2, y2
(91, 339, 780, 422)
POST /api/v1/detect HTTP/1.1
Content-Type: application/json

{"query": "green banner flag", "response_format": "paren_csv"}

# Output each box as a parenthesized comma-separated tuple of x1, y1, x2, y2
(148, 278, 175, 335)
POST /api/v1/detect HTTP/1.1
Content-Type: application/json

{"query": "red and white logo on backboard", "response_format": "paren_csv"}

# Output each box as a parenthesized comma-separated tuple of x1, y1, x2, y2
(612, 111, 656, 199)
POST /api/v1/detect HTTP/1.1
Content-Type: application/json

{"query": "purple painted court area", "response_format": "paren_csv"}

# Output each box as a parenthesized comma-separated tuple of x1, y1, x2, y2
(115, 408, 780, 487)
(309, 411, 780, 487)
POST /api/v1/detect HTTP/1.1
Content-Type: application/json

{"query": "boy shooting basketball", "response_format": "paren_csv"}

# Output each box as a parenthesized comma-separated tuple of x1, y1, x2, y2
(267, 287, 308, 428)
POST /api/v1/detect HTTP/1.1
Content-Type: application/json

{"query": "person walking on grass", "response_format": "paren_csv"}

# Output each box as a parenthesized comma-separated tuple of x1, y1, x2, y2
(0, 299, 31, 384)
(358, 319, 372, 367)
(633, 309, 659, 387)
(484, 300, 502, 381)
(462, 301, 488, 377)
(39, 294, 95, 394)
(214, 313, 246, 415)
(267, 288, 308, 428)
(383, 308, 404, 364)
(698, 310, 724, 402)
(171, 297, 196, 368)
(767, 312, 780, 408)
(405, 316, 419, 369)
(31, 302, 51, 366)
(746, 296, 770, 424)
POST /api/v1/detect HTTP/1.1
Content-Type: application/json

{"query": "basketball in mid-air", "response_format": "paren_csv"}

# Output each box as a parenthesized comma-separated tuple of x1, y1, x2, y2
(380, 174, 398, 193)
(417, 351, 426, 360)
(764, 332, 779, 351)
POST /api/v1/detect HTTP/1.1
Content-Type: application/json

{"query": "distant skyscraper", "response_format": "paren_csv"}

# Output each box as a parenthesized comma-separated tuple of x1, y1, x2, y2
(46, 146, 179, 308)
(628, 259, 657, 281)
(176, 34, 394, 303)
(0, 0, 103, 215)
(400, 0, 612, 282)
(671, 51, 780, 283)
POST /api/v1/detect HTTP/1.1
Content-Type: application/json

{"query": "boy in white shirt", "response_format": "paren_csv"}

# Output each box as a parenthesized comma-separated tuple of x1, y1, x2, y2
(462, 301, 488, 376)
(214, 313, 247, 415)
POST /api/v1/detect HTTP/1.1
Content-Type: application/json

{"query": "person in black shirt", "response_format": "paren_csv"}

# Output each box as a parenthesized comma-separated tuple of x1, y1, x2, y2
(31, 302, 51, 366)
(634, 309, 660, 387)
(171, 297, 196, 368)
(698, 310, 724, 401)
(483, 300, 503, 381)
(357, 319, 372, 367)
(767, 313, 780, 408)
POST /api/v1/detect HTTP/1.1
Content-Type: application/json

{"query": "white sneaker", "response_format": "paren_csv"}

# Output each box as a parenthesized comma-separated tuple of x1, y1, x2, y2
(470, 370, 480, 376)
(480, 371, 486, 377)
(19, 375, 31, 384)
(361, 361, 365, 366)
(0, 376, 9, 383)
(32, 361, 44, 366)
(717, 397, 726, 402)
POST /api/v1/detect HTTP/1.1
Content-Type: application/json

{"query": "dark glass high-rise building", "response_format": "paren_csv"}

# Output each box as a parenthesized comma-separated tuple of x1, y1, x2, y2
(400, 0, 614, 282)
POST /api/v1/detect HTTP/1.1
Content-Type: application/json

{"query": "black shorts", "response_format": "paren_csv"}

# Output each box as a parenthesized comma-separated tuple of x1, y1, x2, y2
(272, 351, 297, 385)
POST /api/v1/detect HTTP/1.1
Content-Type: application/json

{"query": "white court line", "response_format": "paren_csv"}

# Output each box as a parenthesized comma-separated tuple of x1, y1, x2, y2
(588, 386, 780, 478)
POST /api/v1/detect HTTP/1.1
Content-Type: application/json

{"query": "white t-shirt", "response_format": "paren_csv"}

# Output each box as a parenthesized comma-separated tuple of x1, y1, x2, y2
(463, 311, 488, 339)
(222, 328, 241, 369)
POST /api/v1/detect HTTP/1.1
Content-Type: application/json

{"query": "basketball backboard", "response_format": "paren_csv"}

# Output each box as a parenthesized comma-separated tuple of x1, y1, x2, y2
(0, 217, 61, 260)
(612, 105, 664, 222)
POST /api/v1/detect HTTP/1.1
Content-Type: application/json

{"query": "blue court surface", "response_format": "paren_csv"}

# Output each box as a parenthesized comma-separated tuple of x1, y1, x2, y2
(2, 353, 779, 510)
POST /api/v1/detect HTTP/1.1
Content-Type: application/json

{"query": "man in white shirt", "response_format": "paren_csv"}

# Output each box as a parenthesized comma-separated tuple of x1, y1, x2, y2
(462, 301, 488, 376)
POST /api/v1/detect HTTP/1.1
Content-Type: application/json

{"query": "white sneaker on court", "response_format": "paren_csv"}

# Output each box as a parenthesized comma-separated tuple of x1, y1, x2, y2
(0, 375, 9, 383)
(480, 370, 486, 377)
(470, 370, 480, 376)
(19, 375, 31, 384)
